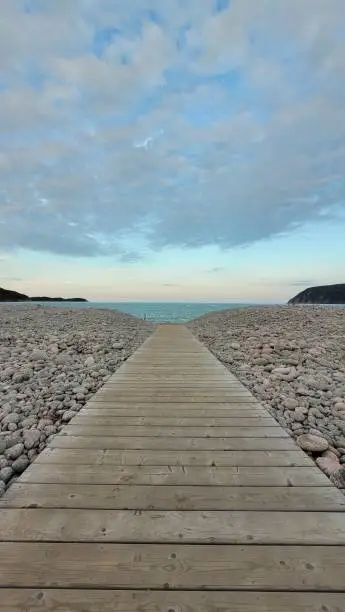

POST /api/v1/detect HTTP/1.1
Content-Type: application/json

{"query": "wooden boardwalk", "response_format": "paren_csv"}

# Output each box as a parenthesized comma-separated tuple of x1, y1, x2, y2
(1, 324, 345, 611)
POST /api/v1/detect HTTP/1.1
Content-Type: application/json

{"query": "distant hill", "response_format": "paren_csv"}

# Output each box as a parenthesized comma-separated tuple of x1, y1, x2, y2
(288, 283, 345, 304)
(0, 287, 88, 303)
(0, 287, 29, 301)
(30, 296, 87, 302)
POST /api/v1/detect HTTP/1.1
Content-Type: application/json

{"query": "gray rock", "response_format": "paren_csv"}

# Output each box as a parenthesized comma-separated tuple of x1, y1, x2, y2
(0, 466, 13, 483)
(297, 434, 329, 454)
(0, 481, 5, 497)
(23, 429, 41, 450)
(12, 455, 30, 474)
(61, 410, 77, 422)
(31, 349, 47, 361)
(5, 442, 25, 460)
(2, 412, 20, 425)
(0, 439, 6, 454)
(330, 467, 345, 488)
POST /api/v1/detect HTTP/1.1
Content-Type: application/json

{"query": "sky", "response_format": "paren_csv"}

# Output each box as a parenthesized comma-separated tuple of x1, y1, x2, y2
(1, 0, 345, 303)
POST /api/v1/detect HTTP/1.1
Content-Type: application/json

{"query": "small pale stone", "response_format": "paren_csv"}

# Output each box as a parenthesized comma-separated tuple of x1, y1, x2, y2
(2, 413, 20, 425)
(62, 410, 77, 422)
(31, 349, 47, 361)
(23, 429, 41, 450)
(322, 449, 340, 463)
(297, 434, 329, 453)
(330, 467, 345, 488)
(293, 409, 306, 422)
(230, 342, 241, 350)
(316, 456, 340, 476)
(284, 398, 298, 410)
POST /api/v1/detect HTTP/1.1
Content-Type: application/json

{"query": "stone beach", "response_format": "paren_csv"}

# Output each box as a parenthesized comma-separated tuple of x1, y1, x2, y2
(1, 303, 345, 496)
(0, 305, 154, 495)
(189, 306, 345, 489)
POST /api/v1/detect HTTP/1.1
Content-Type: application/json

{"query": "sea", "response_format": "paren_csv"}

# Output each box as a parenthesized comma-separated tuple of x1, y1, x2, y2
(2, 301, 344, 322)
(3, 301, 259, 322)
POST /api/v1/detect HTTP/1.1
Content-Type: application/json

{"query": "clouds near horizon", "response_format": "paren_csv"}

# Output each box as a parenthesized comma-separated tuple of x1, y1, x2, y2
(1, 0, 345, 261)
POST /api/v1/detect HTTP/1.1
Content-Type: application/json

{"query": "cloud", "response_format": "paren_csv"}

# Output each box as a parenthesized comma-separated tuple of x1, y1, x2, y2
(1, 0, 345, 258)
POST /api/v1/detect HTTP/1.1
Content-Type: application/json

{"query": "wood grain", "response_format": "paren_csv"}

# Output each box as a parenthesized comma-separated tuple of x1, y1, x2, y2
(1, 542, 344, 590)
(19, 464, 330, 486)
(3, 484, 344, 511)
(2, 589, 345, 612)
(34, 448, 315, 467)
(1, 508, 345, 544)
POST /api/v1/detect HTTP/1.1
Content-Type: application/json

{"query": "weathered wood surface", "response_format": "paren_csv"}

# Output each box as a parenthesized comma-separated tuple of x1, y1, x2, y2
(3, 483, 345, 511)
(2, 590, 345, 612)
(19, 464, 331, 486)
(1, 323, 345, 611)
(35, 447, 315, 466)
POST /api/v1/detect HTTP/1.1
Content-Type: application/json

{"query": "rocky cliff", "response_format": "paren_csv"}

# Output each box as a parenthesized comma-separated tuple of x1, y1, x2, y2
(288, 283, 345, 304)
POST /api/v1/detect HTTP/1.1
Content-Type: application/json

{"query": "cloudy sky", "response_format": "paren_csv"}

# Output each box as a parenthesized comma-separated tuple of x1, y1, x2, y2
(1, 0, 345, 302)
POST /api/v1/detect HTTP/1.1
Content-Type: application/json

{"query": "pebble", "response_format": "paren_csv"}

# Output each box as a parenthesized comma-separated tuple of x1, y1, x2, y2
(5, 442, 25, 460)
(316, 456, 340, 476)
(12, 455, 30, 474)
(0, 466, 13, 483)
(330, 468, 345, 488)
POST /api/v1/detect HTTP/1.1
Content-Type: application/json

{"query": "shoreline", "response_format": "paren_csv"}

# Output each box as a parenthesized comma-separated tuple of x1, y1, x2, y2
(188, 305, 345, 489)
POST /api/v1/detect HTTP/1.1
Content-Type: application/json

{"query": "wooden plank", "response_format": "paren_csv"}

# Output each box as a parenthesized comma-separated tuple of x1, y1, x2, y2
(84, 402, 261, 410)
(19, 464, 330, 486)
(81, 407, 267, 417)
(62, 425, 287, 438)
(93, 393, 255, 401)
(3, 484, 344, 511)
(2, 590, 345, 612)
(71, 416, 278, 427)
(1, 508, 345, 544)
(34, 448, 315, 467)
(103, 383, 246, 388)
(91, 396, 259, 404)
(1, 542, 344, 590)
(49, 435, 299, 450)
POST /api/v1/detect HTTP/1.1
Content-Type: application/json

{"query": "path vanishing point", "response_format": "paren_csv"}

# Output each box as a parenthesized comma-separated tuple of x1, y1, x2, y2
(0, 325, 345, 610)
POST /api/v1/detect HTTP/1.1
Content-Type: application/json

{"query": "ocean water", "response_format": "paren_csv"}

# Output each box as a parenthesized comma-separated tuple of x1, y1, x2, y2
(4, 301, 255, 322)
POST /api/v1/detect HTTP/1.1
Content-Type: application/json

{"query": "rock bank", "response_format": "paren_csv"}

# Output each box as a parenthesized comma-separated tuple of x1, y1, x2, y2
(0, 305, 154, 494)
(188, 306, 345, 488)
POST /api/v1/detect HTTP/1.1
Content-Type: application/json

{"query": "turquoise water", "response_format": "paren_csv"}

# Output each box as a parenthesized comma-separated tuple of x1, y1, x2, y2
(4, 301, 256, 322)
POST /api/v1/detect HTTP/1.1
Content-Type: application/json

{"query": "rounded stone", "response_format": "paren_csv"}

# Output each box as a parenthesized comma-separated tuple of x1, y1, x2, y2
(5, 442, 25, 460)
(23, 429, 41, 450)
(297, 434, 329, 453)
(0, 466, 13, 483)
(11, 455, 30, 474)
(330, 467, 345, 488)
(31, 349, 47, 361)
(61, 410, 77, 422)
